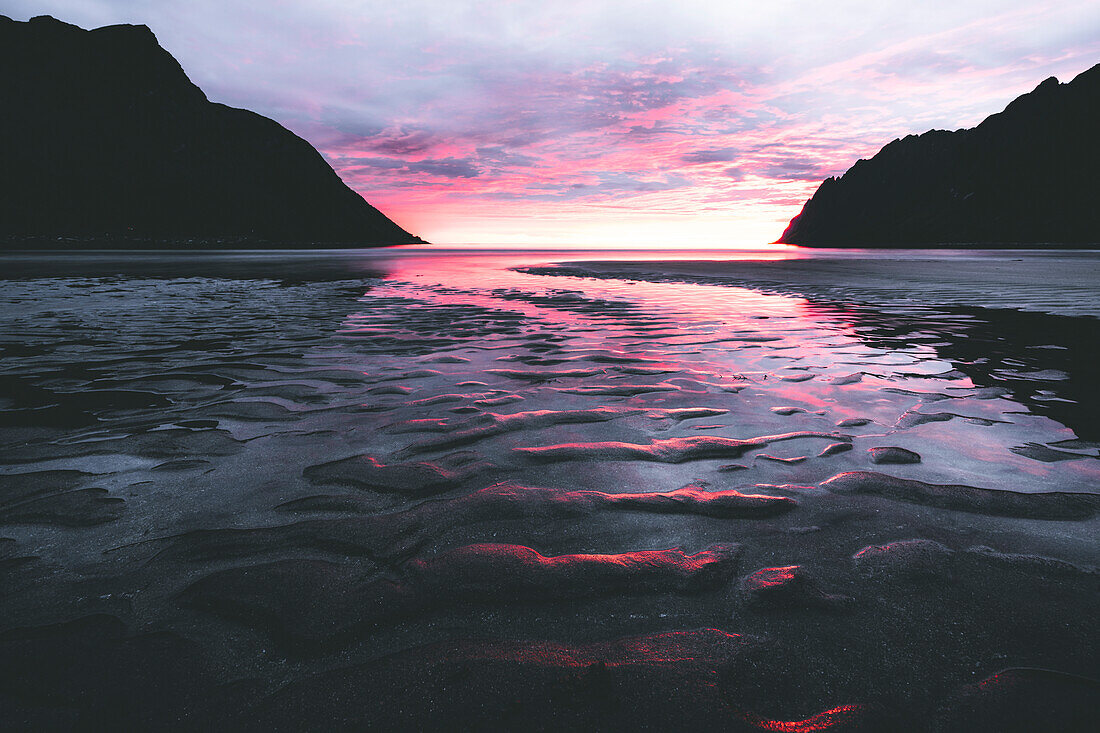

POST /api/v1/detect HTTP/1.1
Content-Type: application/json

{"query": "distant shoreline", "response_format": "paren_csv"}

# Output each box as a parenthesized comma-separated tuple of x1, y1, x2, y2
(3, 237, 1096, 251)
(518, 251, 1100, 319)
(0, 235, 429, 250)
(787, 241, 1100, 249)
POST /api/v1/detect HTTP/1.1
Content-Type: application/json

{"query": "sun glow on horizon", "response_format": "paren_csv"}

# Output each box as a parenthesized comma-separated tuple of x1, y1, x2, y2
(374, 197, 798, 248)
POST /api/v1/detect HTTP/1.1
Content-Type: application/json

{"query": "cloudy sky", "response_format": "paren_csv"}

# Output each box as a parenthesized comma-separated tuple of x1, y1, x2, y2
(9, 1, 1100, 245)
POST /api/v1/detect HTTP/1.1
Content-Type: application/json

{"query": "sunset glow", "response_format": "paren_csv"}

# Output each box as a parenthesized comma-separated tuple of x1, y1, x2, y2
(2, 2, 1098, 727)
(8, 0, 1100, 245)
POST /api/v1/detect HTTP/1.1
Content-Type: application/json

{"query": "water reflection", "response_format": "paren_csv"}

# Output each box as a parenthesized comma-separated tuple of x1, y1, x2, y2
(806, 301, 1100, 442)
(0, 247, 1097, 727)
(335, 248, 1097, 492)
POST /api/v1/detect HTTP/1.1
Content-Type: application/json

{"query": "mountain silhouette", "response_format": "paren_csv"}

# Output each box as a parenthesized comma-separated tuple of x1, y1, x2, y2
(779, 63, 1100, 247)
(0, 15, 424, 248)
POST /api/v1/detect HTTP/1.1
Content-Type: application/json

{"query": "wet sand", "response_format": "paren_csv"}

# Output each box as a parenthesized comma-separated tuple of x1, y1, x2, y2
(519, 250, 1100, 317)
(0, 248, 1097, 730)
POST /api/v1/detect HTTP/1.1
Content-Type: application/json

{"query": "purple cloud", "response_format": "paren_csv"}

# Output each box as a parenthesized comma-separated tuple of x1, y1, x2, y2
(405, 157, 481, 178)
(680, 147, 739, 164)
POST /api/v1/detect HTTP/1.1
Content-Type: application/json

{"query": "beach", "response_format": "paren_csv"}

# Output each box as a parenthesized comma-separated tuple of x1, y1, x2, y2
(0, 247, 1096, 730)
(520, 249, 1100, 317)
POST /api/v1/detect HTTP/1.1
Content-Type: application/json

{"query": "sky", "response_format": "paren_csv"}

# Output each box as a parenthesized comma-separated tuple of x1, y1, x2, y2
(8, 1, 1100, 246)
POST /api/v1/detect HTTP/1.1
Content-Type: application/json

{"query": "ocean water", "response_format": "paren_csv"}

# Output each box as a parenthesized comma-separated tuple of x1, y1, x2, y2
(0, 247, 1097, 728)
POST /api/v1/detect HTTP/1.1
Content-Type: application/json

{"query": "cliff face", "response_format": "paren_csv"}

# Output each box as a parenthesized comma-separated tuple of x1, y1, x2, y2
(0, 15, 423, 247)
(778, 64, 1100, 247)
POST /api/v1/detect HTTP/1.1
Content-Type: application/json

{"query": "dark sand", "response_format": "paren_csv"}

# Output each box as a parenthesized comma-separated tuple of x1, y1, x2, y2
(519, 251, 1100, 317)
(0, 248, 1096, 730)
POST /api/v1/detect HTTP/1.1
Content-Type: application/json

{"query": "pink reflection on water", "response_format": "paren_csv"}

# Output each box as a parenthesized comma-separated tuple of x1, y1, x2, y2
(336, 248, 1098, 493)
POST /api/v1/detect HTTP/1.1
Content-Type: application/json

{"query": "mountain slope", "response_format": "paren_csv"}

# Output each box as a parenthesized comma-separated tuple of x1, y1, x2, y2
(778, 64, 1100, 247)
(0, 15, 424, 247)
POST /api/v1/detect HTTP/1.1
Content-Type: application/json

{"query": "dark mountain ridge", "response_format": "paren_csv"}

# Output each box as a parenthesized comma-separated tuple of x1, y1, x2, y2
(778, 63, 1100, 247)
(0, 15, 424, 248)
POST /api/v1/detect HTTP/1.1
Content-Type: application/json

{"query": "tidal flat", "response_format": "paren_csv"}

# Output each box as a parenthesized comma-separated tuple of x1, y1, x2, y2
(0, 247, 1097, 731)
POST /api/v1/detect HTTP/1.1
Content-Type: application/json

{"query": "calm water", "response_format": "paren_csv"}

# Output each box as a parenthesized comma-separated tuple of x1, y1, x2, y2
(0, 246, 1097, 727)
